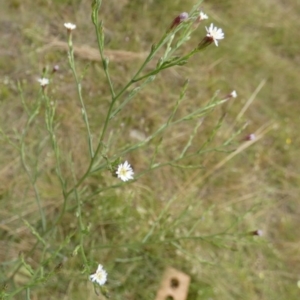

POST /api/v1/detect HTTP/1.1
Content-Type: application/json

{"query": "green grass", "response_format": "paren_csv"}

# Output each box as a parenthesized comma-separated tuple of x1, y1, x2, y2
(1, 0, 300, 299)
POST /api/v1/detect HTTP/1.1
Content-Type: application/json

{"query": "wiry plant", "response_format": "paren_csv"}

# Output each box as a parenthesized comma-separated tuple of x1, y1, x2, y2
(0, 1, 267, 299)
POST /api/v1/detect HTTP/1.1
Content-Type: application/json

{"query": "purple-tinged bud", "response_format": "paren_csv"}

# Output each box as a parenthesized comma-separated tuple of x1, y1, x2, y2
(249, 229, 263, 236)
(52, 65, 59, 73)
(245, 133, 256, 141)
(169, 12, 189, 30)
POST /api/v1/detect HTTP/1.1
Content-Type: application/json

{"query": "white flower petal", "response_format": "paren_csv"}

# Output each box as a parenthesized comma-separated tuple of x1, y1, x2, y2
(89, 264, 107, 286)
(230, 90, 237, 98)
(205, 23, 224, 46)
(116, 161, 134, 182)
(64, 23, 76, 30)
(37, 78, 49, 87)
(199, 11, 208, 20)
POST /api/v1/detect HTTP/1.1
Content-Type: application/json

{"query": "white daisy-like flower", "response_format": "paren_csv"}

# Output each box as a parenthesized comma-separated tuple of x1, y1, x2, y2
(205, 23, 224, 46)
(64, 23, 76, 30)
(89, 264, 107, 286)
(230, 90, 237, 98)
(116, 161, 134, 182)
(199, 11, 208, 20)
(37, 78, 49, 87)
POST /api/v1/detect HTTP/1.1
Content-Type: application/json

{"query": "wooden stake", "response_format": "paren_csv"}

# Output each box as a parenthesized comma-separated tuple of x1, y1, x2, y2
(155, 267, 190, 300)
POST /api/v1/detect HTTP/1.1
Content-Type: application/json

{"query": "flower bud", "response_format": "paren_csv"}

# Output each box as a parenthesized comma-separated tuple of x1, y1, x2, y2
(245, 134, 256, 141)
(169, 12, 189, 30)
(249, 229, 263, 236)
(52, 65, 59, 73)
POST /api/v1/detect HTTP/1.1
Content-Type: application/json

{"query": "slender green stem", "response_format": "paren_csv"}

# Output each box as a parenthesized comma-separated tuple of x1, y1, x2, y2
(19, 92, 46, 232)
(67, 33, 94, 158)
(74, 188, 88, 265)
(91, 1, 185, 150)
(133, 49, 198, 82)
